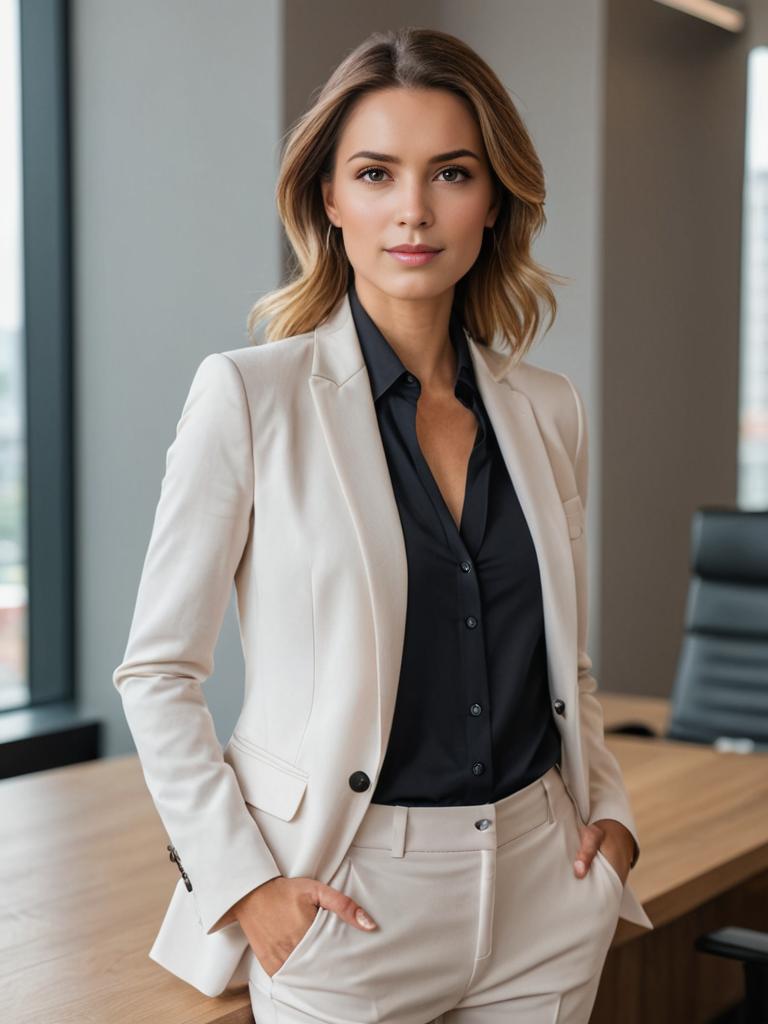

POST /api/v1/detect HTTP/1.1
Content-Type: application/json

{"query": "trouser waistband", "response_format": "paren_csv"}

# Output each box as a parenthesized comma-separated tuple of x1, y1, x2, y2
(350, 762, 574, 858)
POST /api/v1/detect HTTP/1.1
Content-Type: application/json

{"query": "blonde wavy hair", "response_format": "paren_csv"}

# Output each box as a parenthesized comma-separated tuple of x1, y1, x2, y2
(247, 26, 568, 361)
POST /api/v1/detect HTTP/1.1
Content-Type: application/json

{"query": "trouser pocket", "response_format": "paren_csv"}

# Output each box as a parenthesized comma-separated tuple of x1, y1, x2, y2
(248, 855, 351, 991)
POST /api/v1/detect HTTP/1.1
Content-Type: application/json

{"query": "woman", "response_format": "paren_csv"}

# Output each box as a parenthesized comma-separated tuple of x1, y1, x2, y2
(113, 26, 653, 1024)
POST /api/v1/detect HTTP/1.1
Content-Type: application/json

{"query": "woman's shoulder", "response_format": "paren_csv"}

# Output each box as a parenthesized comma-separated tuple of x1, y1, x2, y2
(215, 330, 317, 396)
(498, 351, 579, 410)
(222, 329, 316, 370)
(502, 355, 584, 462)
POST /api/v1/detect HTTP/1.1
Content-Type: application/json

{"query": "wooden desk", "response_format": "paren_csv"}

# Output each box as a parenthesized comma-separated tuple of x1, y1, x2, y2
(1, 696, 766, 1024)
(593, 694, 768, 1023)
(599, 691, 671, 738)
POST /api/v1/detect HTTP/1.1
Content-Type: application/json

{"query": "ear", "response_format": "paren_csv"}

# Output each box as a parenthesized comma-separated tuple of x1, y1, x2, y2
(485, 184, 503, 229)
(320, 178, 341, 228)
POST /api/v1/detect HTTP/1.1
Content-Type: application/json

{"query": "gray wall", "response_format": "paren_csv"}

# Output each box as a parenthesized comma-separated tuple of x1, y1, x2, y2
(74, 0, 283, 754)
(80, 1, 756, 757)
(600, 0, 758, 696)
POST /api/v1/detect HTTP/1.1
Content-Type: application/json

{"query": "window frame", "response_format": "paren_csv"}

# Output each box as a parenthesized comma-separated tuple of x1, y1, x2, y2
(15, 0, 74, 710)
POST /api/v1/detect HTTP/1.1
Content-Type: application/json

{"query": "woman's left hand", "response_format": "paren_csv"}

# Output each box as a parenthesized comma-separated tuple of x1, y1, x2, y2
(573, 818, 634, 886)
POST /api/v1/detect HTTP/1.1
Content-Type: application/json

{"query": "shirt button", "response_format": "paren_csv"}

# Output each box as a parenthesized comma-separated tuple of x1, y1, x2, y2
(459, 560, 472, 573)
(405, 373, 417, 385)
(472, 761, 485, 775)
(469, 703, 482, 716)
(474, 818, 492, 830)
(465, 615, 478, 628)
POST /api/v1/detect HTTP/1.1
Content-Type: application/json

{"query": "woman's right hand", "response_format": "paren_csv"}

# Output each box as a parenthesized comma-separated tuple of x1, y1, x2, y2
(234, 874, 379, 977)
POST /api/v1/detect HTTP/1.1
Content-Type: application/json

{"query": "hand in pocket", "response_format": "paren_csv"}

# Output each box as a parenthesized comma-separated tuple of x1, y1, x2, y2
(233, 871, 379, 977)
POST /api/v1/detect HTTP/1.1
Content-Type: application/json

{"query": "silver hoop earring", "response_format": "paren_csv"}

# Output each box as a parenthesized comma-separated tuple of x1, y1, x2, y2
(326, 222, 334, 247)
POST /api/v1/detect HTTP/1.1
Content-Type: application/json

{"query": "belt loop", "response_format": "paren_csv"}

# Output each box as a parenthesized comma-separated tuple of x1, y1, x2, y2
(542, 773, 555, 824)
(391, 805, 408, 858)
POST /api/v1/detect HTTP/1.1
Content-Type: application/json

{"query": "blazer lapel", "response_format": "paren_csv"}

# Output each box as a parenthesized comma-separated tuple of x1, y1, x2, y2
(467, 337, 579, 718)
(309, 294, 409, 760)
(310, 292, 578, 762)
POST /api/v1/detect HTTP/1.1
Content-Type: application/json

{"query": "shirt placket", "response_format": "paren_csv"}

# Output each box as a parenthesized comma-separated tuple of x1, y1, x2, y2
(398, 376, 496, 802)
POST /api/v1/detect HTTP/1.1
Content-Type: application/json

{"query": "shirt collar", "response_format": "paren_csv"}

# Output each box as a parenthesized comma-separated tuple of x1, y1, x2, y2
(347, 278, 477, 403)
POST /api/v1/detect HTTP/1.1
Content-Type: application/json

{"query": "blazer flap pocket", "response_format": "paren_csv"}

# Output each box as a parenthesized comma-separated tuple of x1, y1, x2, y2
(562, 494, 585, 539)
(224, 735, 309, 821)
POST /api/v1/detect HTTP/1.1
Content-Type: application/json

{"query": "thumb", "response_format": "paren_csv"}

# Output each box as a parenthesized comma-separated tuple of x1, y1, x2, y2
(316, 880, 378, 931)
(574, 823, 602, 878)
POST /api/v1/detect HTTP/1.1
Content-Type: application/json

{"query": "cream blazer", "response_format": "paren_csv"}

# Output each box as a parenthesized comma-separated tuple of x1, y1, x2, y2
(113, 291, 654, 998)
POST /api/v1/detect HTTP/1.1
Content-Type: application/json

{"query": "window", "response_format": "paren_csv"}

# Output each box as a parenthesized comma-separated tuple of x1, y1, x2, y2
(739, 46, 768, 509)
(0, 0, 27, 708)
(0, 0, 73, 712)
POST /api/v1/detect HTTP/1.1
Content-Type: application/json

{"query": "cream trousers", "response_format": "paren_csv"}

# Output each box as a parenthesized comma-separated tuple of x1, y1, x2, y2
(246, 761, 625, 1023)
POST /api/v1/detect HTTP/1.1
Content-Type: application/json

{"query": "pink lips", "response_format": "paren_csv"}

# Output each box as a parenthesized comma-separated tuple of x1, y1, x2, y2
(385, 247, 443, 267)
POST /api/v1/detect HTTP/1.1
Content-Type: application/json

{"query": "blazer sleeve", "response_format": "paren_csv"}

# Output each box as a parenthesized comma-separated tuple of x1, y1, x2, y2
(560, 373, 641, 870)
(112, 351, 283, 935)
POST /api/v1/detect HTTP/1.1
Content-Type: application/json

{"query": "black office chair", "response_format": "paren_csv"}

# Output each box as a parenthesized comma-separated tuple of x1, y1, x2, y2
(695, 928, 768, 1024)
(608, 506, 768, 751)
(665, 507, 768, 753)
(606, 506, 768, 1024)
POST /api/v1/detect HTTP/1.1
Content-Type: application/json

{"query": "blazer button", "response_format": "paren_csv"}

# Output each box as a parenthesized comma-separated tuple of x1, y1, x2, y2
(348, 771, 370, 792)
(553, 698, 566, 716)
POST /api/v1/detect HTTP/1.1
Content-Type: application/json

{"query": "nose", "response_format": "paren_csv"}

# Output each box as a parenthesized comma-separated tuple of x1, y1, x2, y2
(395, 178, 434, 228)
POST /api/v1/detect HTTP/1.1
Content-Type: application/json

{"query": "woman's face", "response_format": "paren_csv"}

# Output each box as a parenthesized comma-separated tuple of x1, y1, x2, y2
(321, 87, 500, 302)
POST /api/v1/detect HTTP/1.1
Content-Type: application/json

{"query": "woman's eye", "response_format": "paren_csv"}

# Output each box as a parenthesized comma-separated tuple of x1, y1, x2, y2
(437, 166, 471, 183)
(358, 166, 389, 184)
(356, 165, 471, 185)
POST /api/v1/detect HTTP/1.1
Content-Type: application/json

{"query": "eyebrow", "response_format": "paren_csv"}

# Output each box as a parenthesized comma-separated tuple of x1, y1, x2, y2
(346, 148, 481, 164)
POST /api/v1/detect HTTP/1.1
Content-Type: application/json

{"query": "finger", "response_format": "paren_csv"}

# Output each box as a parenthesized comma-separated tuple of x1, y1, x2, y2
(316, 881, 378, 931)
(574, 825, 603, 878)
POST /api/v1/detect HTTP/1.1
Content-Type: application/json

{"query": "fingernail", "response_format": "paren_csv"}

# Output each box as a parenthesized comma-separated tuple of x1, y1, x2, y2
(574, 859, 585, 876)
(356, 908, 376, 929)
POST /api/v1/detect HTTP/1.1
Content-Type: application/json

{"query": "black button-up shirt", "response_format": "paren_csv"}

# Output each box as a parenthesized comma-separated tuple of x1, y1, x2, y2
(347, 279, 562, 807)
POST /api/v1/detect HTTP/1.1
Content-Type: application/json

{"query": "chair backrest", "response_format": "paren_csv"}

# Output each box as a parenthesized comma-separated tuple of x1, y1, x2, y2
(666, 506, 768, 752)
